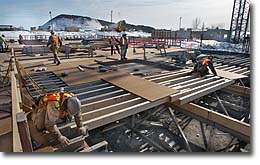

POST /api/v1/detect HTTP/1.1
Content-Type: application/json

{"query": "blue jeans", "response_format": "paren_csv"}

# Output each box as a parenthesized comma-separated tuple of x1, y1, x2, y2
(120, 46, 128, 59)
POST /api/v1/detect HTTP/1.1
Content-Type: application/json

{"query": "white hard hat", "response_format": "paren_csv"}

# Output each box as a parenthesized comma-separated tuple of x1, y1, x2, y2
(196, 54, 209, 60)
(67, 97, 81, 116)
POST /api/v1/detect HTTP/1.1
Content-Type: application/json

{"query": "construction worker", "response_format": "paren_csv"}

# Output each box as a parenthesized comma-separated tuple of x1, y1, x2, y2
(109, 36, 120, 56)
(0, 34, 7, 52)
(192, 55, 217, 77)
(119, 33, 128, 60)
(18, 34, 24, 44)
(47, 31, 62, 65)
(31, 88, 87, 147)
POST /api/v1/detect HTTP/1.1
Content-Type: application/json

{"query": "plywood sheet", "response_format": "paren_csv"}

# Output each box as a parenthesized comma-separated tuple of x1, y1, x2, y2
(102, 74, 177, 101)
(211, 69, 248, 80)
(0, 117, 12, 136)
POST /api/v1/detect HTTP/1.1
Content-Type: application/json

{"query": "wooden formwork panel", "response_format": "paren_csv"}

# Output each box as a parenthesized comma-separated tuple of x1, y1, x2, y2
(102, 74, 177, 101)
(212, 69, 248, 80)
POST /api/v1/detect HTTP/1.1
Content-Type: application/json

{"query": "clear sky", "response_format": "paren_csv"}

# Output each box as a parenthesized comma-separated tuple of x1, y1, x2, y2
(0, 0, 234, 30)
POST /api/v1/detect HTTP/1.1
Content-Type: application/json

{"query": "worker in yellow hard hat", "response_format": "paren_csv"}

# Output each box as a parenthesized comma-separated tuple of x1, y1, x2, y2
(119, 33, 128, 60)
(31, 89, 87, 147)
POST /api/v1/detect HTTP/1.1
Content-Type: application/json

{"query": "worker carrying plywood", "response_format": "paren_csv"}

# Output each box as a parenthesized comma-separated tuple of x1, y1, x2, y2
(31, 88, 87, 147)
(47, 31, 62, 65)
(192, 54, 217, 77)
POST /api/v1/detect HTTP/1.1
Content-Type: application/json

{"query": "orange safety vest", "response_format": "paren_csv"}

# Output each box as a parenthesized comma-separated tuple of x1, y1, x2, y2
(39, 91, 75, 118)
(52, 35, 59, 45)
(201, 59, 211, 66)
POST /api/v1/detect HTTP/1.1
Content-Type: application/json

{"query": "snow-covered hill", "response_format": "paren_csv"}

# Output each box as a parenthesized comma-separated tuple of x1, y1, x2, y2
(39, 14, 155, 33)
(40, 14, 103, 31)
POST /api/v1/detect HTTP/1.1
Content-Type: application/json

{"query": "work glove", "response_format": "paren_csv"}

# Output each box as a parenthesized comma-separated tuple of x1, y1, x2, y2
(78, 126, 88, 136)
(58, 136, 70, 148)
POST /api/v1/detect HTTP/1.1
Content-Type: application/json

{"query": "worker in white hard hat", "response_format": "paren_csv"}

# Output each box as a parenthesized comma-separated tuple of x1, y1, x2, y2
(192, 54, 217, 77)
(31, 88, 87, 147)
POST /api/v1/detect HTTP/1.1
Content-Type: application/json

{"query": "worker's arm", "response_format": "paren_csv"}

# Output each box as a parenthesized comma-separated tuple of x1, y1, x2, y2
(47, 36, 52, 47)
(74, 112, 88, 136)
(74, 112, 83, 128)
(58, 37, 62, 47)
(208, 61, 217, 76)
(46, 124, 70, 147)
(45, 101, 70, 147)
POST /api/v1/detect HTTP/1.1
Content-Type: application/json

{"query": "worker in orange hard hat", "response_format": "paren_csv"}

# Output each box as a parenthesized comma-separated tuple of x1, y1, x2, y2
(192, 54, 217, 77)
(30, 88, 88, 147)
(47, 31, 62, 65)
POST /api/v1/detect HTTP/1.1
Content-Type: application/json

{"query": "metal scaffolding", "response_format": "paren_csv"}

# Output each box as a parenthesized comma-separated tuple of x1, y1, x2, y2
(229, 0, 250, 44)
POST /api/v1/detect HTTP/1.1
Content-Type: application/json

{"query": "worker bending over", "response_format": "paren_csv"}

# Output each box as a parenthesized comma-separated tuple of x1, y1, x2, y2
(47, 31, 62, 65)
(192, 55, 217, 77)
(31, 89, 87, 147)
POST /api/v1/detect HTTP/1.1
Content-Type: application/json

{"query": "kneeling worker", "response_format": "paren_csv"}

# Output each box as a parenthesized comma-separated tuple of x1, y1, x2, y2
(31, 88, 87, 147)
(192, 55, 217, 77)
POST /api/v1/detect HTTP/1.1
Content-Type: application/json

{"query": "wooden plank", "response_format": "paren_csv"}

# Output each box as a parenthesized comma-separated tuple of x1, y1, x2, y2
(144, 69, 189, 80)
(211, 69, 248, 80)
(82, 97, 168, 131)
(102, 74, 176, 101)
(0, 117, 12, 136)
(222, 66, 237, 71)
(172, 103, 250, 142)
(0, 112, 11, 120)
(215, 65, 229, 69)
(241, 70, 250, 75)
(177, 80, 234, 105)
(81, 93, 136, 113)
(170, 79, 225, 102)
(149, 71, 191, 83)
(34, 146, 54, 152)
(173, 76, 219, 90)
(82, 97, 145, 121)
(233, 68, 248, 74)
(80, 141, 108, 152)
(223, 84, 250, 97)
(158, 74, 197, 86)
(0, 132, 13, 152)
(11, 71, 23, 152)
(16, 112, 33, 152)
(53, 136, 85, 152)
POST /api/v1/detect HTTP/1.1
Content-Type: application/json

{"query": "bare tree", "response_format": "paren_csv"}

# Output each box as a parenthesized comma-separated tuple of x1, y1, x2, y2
(192, 17, 201, 30)
(210, 23, 225, 29)
(202, 22, 205, 31)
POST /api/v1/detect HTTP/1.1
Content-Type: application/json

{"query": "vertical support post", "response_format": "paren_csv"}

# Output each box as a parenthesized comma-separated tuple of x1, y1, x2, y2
(207, 126, 215, 152)
(143, 43, 147, 60)
(199, 122, 208, 149)
(16, 112, 33, 152)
